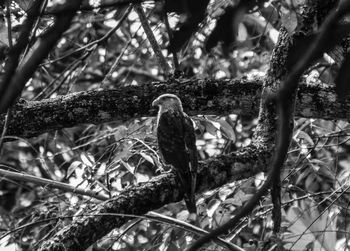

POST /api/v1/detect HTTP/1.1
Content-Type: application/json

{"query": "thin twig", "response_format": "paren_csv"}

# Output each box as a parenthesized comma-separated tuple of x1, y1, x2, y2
(163, 11, 179, 71)
(134, 3, 170, 75)
(106, 219, 143, 250)
(0, 109, 11, 158)
(0, 168, 108, 200)
(101, 38, 133, 86)
(22, 0, 48, 59)
(42, 49, 93, 99)
(41, 5, 133, 66)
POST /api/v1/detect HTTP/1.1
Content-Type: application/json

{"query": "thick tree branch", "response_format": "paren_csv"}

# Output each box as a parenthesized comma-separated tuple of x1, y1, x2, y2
(37, 143, 270, 250)
(0, 1, 83, 114)
(189, 1, 341, 249)
(1, 78, 349, 140)
(0, 0, 44, 104)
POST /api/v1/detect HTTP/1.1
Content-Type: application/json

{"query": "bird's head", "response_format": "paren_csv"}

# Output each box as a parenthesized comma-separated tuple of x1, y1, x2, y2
(152, 94, 183, 113)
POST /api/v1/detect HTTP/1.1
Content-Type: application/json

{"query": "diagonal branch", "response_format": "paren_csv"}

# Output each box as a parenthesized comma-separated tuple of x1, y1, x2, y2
(37, 143, 270, 250)
(189, 1, 344, 249)
(0, 0, 44, 104)
(0, 1, 83, 114)
(134, 3, 170, 74)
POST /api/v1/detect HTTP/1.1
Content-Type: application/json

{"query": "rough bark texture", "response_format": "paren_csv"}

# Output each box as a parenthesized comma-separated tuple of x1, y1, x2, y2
(2, 78, 261, 139)
(38, 144, 271, 251)
(1, 78, 349, 140)
(254, 1, 339, 248)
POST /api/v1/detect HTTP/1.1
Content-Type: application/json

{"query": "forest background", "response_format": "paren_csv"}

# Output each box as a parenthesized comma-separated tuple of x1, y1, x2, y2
(0, 0, 350, 250)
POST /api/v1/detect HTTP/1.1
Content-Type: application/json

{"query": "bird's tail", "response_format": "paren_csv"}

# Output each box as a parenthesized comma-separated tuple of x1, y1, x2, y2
(179, 172, 197, 215)
(175, 166, 198, 223)
(184, 194, 198, 225)
(184, 195, 197, 215)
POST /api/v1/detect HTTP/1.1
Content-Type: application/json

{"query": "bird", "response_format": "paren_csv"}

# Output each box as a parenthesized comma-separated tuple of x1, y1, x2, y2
(152, 94, 198, 219)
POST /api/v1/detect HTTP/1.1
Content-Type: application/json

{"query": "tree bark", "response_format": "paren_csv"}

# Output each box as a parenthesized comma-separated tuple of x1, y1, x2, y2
(1, 78, 348, 139)
(38, 144, 270, 251)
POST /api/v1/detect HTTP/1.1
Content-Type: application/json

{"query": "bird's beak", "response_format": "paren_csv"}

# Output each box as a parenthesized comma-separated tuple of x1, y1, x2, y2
(152, 98, 159, 107)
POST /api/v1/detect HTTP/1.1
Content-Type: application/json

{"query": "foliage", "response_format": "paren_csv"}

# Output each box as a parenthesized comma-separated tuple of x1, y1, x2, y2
(0, 0, 350, 250)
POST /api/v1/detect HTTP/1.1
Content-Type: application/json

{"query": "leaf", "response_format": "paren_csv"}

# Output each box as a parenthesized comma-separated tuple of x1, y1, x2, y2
(120, 159, 135, 174)
(304, 173, 319, 192)
(284, 201, 336, 251)
(66, 161, 83, 178)
(310, 159, 334, 181)
(14, 0, 31, 11)
(140, 152, 154, 165)
(0, 22, 9, 47)
(335, 52, 350, 99)
(295, 130, 314, 146)
(203, 120, 218, 136)
(280, 6, 298, 34)
(237, 22, 248, 42)
(218, 120, 236, 142)
(114, 141, 133, 161)
(212, 203, 231, 228)
(226, 190, 253, 206)
(295, 167, 311, 185)
(95, 180, 109, 192)
(113, 126, 127, 141)
(80, 152, 95, 167)
(96, 162, 107, 176)
(206, 198, 221, 217)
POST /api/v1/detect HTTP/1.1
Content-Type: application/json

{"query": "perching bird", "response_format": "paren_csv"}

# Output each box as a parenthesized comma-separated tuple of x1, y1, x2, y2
(152, 94, 198, 217)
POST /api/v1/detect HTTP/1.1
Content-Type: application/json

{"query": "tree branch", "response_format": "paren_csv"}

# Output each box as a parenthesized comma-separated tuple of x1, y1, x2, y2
(189, 0, 343, 249)
(0, 168, 109, 201)
(0, 0, 44, 106)
(1, 78, 349, 139)
(0, 1, 83, 114)
(37, 143, 270, 250)
(134, 3, 170, 75)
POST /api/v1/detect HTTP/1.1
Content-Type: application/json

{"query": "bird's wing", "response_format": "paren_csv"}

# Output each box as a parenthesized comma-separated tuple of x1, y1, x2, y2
(157, 110, 198, 214)
(183, 113, 198, 201)
(183, 113, 198, 174)
(157, 110, 193, 174)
